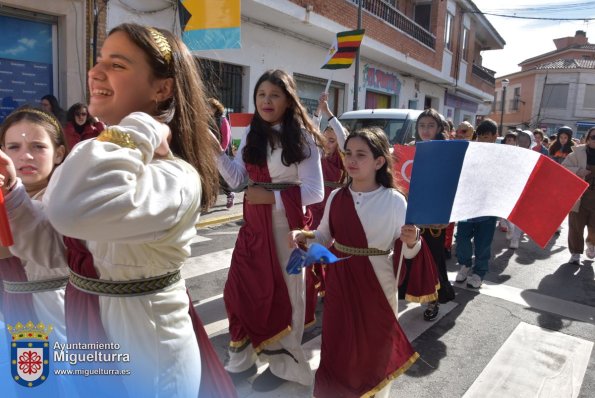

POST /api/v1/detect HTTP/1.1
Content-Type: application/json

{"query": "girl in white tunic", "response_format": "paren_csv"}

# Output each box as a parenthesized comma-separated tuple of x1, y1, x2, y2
(0, 108, 68, 343)
(217, 69, 324, 392)
(0, 24, 235, 398)
(0, 108, 73, 397)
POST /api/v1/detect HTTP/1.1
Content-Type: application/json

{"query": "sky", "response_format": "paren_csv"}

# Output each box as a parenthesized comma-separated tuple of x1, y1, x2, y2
(471, 0, 595, 77)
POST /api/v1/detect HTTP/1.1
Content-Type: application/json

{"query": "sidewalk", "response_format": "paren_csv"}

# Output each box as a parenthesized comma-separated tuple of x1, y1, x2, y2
(197, 191, 244, 228)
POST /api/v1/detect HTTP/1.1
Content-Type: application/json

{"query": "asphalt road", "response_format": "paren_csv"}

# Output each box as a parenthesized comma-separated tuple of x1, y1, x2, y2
(189, 199, 595, 397)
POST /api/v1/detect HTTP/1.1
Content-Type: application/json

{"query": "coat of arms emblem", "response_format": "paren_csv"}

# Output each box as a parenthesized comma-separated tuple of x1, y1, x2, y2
(7, 321, 53, 388)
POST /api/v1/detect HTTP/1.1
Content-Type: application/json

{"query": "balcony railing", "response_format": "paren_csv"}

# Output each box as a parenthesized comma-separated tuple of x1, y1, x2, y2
(471, 64, 495, 85)
(348, 0, 436, 49)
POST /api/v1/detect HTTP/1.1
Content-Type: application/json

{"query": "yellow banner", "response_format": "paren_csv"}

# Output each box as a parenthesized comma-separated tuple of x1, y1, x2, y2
(183, 0, 241, 30)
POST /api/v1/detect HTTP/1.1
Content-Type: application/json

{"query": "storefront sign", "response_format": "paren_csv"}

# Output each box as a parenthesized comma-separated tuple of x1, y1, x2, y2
(363, 64, 401, 94)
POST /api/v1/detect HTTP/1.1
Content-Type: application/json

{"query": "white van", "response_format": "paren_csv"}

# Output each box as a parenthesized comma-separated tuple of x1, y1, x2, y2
(339, 109, 424, 145)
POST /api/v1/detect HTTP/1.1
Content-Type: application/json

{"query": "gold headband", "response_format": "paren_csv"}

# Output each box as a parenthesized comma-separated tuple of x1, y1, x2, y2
(10, 108, 61, 133)
(148, 28, 172, 64)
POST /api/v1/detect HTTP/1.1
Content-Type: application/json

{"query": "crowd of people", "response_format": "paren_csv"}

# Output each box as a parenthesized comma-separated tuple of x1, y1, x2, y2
(0, 21, 593, 398)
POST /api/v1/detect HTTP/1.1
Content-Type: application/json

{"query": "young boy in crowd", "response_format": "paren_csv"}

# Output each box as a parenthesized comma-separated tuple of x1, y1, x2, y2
(455, 119, 499, 288)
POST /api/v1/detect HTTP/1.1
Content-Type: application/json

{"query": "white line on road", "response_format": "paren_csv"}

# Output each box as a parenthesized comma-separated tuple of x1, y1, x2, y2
(196, 293, 224, 306)
(181, 248, 233, 280)
(186, 247, 595, 326)
(463, 322, 593, 398)
(447, 271, 595, 324)
(190, 234, 211, 244)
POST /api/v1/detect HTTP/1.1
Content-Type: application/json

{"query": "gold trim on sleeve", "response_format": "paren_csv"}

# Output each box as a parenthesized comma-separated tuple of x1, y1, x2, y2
(97, 127, 138, 150)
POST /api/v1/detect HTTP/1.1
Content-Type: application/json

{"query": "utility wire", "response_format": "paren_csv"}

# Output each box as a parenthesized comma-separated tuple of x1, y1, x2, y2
(470, 1, 595, 20)
(467, 11, 595, 21)
(485, 1, 595, 13)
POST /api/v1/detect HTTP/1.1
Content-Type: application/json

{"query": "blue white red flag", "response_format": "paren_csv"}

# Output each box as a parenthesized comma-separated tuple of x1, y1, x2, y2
(406, 141, 588, 247)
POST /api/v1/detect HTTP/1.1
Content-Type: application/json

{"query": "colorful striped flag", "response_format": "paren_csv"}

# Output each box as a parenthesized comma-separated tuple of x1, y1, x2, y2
(179, 0, 241, 50)
(321, 29, 365, 70)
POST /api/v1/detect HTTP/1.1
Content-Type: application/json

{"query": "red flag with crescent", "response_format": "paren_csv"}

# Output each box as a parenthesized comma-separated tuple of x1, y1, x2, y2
(393, 144, 416, 194)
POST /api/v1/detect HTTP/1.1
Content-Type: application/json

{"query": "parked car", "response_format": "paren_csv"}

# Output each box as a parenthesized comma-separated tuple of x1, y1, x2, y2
(339, 108, 424, 145)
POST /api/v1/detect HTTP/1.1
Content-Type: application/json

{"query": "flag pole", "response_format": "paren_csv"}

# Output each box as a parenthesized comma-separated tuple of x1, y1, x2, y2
(324, 71, 334, 94)
(352, 0, 363, 110)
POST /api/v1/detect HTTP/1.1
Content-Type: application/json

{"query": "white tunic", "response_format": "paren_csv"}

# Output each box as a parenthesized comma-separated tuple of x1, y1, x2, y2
(218, 125, 324, 209)
(6, 112, 202, 397)
(1, 189, 69, 343)
(217, 125, 323, 385)
(313, 186, 421, 312)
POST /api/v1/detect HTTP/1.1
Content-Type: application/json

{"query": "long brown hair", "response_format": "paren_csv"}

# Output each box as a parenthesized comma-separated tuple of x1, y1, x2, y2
(108, 23, 218, 210)
(548, 127, 575, 156)
(243, 69, 322, 166)
(415, 108, 446, 141)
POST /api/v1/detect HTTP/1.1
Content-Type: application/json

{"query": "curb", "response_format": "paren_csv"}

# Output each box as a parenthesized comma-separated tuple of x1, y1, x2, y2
(196, 213, 243, 228)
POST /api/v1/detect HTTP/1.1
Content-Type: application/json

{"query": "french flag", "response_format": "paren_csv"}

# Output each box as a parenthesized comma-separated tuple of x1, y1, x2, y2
(405, 141, 588, 247)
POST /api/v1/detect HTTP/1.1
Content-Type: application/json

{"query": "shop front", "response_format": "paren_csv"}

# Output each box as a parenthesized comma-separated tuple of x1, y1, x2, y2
(362, 63, 401, 109)
(294, 73, 346, 127)
(444, 93, 479, 126)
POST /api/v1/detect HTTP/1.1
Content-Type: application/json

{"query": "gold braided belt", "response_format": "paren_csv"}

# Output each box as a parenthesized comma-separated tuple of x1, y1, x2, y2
(334, 241, 391, 256)
(248, 179, 300, 191)
(69, 270, 181, 297)
(324, 181, 344, 189)
(418, 224, 449, 238)
(3, 277, 69, 294)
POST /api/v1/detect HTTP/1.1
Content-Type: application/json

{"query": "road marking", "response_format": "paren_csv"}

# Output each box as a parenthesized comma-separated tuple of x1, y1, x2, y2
(203, 319, 230, 337)
(199, 299, 458, 341)
(463, 322, 593, 398)
(223, 301, 460, 397)
(181, 248, 233, 279)
(186, 250, 594, 325)
(447, 271, 595, 324)
(190, 234, 211, 244)
(195, 293, 224, 306)
(398, 300, 458, 341)
(193, 265, 594, 397)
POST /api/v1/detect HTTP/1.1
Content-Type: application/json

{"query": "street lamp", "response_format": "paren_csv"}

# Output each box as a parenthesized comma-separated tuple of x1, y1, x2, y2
(499, 78, 509, 136)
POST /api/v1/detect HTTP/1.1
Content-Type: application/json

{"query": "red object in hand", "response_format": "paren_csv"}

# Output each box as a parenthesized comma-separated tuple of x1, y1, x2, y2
(0, 189, 14, 246)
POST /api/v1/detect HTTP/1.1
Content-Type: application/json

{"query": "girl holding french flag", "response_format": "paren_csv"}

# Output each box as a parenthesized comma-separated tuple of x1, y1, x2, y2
(289, 126, 439, 398)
